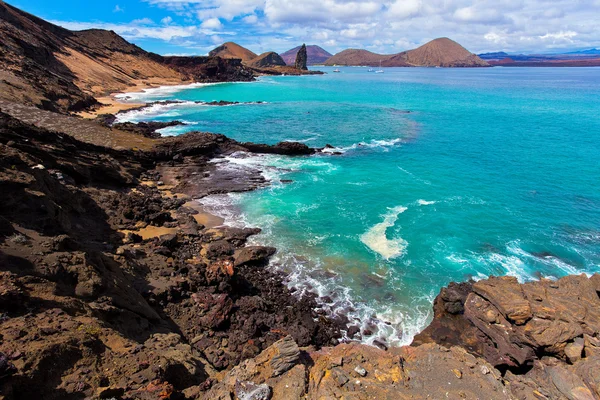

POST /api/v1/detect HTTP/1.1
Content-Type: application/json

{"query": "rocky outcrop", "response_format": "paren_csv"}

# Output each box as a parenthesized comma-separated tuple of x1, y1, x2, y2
(111, 121, 185, 138)
(152, 131, 315, 160)
(414, 274, 600, 398)
(205, 337, 511, 399)
(247, 52, 287, 68)
(294, 44, 308, 70)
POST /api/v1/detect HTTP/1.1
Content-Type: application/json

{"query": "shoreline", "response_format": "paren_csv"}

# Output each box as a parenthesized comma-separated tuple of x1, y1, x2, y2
(3, 101, 600, 398)
(77, 79, 209, 119)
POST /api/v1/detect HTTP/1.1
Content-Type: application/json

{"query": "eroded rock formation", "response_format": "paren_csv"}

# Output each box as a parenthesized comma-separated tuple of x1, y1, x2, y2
(294, 44, 308, 70)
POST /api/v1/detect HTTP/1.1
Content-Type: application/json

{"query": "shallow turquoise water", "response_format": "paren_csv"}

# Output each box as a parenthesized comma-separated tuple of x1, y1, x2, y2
(119, 67, 600, 345)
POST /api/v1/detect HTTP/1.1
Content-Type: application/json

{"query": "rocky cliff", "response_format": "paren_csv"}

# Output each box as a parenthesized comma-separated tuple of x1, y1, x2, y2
(0, 2, 253, 113)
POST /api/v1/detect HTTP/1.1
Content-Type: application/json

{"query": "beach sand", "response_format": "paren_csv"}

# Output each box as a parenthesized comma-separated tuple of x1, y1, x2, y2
(77, 78, 193, 119)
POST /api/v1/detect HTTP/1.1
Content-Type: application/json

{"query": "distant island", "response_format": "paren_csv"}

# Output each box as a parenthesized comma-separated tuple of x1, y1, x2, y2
(212, 38, 490, 68)
(324, 38, 489, 67)
(478, 49, 600, 67)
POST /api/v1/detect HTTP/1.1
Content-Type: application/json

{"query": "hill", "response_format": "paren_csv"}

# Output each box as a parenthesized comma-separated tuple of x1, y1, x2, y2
(247, 51, 287, 68)
(324, 38, 488, 67)
(208, 41, 257, 62)
(0, 2, 253, 113)
(390, 37, 489, 67)
(324, 49, 392, 66)
(280, 45, 332, 65)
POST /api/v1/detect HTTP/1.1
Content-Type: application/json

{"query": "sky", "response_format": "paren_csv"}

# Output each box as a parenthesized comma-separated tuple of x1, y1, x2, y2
(9, 0, 600, 56)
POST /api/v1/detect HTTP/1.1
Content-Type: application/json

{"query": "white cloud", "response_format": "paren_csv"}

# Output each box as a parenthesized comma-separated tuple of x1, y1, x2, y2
(70, 0, 600, 53)
(50, 19, 231, 42)
(388, 0, 421, 19)
(242, 14, 258, 24)
(201, 17, 223, 29)
(131, 18, 155, 25)
(113, 5, 124, 13)
(161, 16, 173, 25)
(539, 31, 577, 41)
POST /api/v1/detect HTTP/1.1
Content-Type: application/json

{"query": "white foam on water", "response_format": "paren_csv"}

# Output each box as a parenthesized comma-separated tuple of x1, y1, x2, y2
(360, 206, 408, 260)
(194, 155, 433, 349)
(506, 241, 588, 277)
(322, 137, 403, 154)
(115, 81, 253, 103)
(417, 199, 436, 206)
(115, 101, 199, 123)
(397, 166, 431, 185)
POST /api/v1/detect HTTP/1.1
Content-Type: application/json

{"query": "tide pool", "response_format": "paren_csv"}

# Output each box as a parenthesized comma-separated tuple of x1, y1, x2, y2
(118, 67, 600, 346)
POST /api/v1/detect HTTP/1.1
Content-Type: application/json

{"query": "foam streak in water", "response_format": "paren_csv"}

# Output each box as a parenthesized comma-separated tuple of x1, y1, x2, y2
(360, 206, 408, 259)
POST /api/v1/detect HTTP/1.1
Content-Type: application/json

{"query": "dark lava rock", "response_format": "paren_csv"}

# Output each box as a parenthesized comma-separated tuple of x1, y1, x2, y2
(95, 113, 117, 126)
(347, 325, 360, 339)
(0, 352, 17, 379)
(201, 100, 240, 106)
(112, 121, 185, 138)
(295, 44, 308, 70)
(242, 141, 315, 156)
(234, 246, 276, 267)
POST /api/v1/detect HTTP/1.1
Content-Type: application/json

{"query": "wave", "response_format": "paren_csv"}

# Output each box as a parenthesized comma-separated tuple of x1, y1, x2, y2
(197, 166, 428, 348)
(506, 241, 587, 277)
(397, 166, 431, 185)
(417, 199, 436, 206)
(115, 81, 253, 102)
(115, 100, 267, 123)
(321, 137, 403, 154)
(360, 206, 408, 260)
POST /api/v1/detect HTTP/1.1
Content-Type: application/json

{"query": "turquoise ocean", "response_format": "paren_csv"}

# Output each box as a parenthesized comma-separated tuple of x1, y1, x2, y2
(117, 67, 600, 346)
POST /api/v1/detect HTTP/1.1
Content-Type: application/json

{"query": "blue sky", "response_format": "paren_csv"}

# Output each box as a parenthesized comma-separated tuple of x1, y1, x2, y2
(9, 0, 600, 56)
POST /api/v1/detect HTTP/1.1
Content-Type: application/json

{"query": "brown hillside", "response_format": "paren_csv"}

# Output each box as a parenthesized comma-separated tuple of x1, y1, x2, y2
(0, 1, 253, 113)
(389, 37, 489, 67)
(324, 38, 488, 67)
(247, 51, 286, 68)
(324, 49, 392, 66)
(209, 41, 257, 62)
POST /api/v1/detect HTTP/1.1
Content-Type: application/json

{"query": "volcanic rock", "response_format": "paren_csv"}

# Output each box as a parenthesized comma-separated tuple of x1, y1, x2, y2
(248, 52, 287, 68)
(233, 246, 276, 267)
(294, 44, 308, 70)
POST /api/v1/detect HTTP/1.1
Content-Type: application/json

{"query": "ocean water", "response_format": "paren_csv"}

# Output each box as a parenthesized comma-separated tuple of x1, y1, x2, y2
(118, 67, 600, 346)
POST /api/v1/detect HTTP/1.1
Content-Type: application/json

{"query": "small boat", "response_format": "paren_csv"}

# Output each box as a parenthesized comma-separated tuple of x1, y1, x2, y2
(368, 68, 374, 72)
(333, 68, 341, 73)
(375, 60, 384, 73)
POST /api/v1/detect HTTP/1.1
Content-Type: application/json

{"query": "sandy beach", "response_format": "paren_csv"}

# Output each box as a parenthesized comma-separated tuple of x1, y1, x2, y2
(77, 78, 194, 119)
